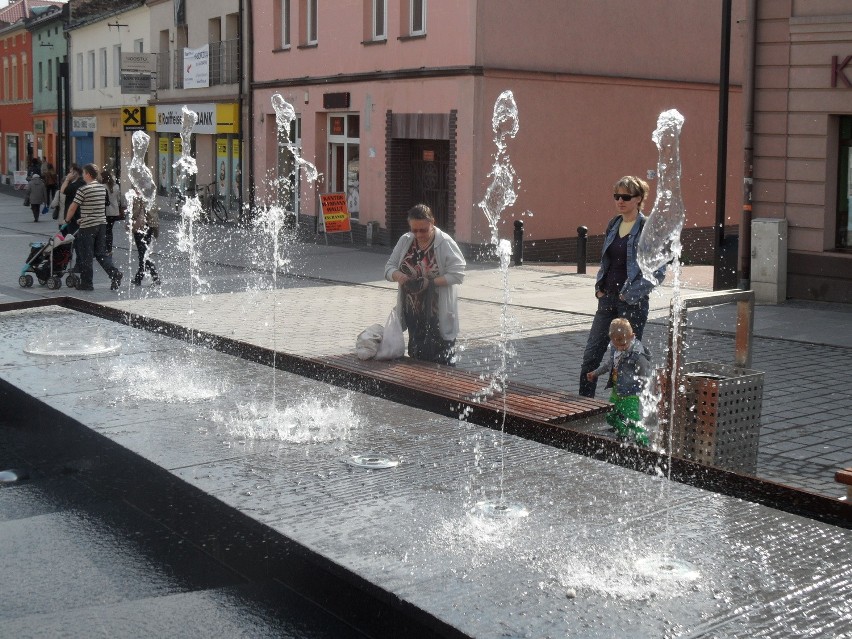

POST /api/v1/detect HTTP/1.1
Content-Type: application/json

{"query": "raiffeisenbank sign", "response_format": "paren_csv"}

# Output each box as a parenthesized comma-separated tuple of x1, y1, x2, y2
(156, 104, 217, 134)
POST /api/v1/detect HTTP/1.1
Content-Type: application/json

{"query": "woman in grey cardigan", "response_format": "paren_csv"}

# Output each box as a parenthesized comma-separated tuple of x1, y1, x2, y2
(384, 204, 466, 365)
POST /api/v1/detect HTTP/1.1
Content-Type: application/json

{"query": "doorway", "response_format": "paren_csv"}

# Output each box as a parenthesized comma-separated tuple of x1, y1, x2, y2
(410, 140, 449, 230)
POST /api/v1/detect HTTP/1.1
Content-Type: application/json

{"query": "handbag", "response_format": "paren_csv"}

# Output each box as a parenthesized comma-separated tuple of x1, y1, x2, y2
(375, 308, 406, 360)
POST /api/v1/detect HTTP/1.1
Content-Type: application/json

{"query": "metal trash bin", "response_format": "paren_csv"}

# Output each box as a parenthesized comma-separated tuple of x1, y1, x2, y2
(670, 361, 764, 474)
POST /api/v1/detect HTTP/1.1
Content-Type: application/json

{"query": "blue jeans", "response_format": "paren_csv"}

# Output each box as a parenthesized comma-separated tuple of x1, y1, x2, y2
(75, 224, 119, 288)
(578, 290, 649, 398)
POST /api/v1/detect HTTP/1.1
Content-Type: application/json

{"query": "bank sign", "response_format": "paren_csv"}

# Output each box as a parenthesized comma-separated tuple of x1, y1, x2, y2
(156, 104, 217, 134)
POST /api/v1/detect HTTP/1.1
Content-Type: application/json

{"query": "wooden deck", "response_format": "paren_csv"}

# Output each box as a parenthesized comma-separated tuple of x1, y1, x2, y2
(318, 354, 610, 424)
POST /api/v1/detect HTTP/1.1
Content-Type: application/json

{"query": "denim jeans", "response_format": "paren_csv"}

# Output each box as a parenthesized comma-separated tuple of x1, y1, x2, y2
(75, 224, 119, 288)
(578, 290, 649, 398)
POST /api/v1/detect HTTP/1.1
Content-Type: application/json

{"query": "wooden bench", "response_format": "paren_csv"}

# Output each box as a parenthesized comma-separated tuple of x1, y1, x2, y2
(836, 468, 852, 501)
(317, 354, 610, 424)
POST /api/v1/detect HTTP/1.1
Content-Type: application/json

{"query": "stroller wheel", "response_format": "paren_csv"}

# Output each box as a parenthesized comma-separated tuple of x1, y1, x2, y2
(46, 276, 62, 290)
(65, 273, 79, 289)
(18, 274, 33, 288)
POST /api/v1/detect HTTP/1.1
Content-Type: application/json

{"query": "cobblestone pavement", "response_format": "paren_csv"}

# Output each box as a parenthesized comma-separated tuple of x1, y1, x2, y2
(1, 194, 850, 500)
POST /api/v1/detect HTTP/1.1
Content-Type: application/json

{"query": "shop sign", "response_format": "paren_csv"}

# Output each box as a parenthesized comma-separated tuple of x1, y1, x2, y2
(831, 55, 852, 88)
(121, 52, 154, 73)
(319, 193, 352, 233)
(156, 103, 216, 134)
(73, 116, 97, 132)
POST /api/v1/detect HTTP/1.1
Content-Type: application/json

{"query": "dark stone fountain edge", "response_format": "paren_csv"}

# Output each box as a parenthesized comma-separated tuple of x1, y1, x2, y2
(0, 363, 469, 639)
(4, 296, 849, 532)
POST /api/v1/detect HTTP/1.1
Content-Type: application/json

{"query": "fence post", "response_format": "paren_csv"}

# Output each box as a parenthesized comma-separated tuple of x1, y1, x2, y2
(576, 225, 588, 274)
(513, 220, 524, 266)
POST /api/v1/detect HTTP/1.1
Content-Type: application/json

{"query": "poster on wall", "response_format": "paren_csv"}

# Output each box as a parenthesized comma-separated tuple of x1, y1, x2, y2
(183, 45, 210, 89)
(216, 138, 229, 196)
(158, 137, 171, 193)
(231, 138, 241, 202)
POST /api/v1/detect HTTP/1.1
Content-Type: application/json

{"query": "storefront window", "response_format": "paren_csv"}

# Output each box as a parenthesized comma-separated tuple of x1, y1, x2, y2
(327, 113, 359, 218)
(838, 116, 852, 249)
(277, 115, 301, 214)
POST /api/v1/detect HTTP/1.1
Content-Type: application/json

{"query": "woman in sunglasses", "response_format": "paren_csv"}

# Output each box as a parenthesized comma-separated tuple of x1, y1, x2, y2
(385, 203, 466, 365)
(578, 175, 665, 398)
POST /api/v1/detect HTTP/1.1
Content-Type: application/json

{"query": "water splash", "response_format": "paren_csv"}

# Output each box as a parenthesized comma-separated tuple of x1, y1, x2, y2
(24, 325, 120, 356)
(272, 94, 320, 184)
(215, 395, 359, 443)
(635, 108, 696, 582)
(478, 90, 519, 247)
(127, 131, 157, 211)
(637, 109, 686, 282)
(472, 90, 525, 517)
(107, 350, 227, 403)
(172, 107, 206, 343)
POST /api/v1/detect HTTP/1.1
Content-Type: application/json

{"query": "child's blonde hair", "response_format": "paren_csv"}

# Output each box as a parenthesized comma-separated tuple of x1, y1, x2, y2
(609, 317, 634, 338)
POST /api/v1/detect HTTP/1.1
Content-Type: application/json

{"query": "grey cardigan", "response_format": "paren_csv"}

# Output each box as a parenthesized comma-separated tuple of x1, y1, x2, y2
(384, 227, 466, 340)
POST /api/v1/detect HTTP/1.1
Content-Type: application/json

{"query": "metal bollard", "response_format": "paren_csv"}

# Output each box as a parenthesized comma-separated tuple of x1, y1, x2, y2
(576, 225, 588, 274)
(513, 220, 524, 266)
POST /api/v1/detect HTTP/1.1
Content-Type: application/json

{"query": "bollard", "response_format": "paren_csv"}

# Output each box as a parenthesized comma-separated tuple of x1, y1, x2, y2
(513, 220, 524, 266)
(576, 226, 588, 274)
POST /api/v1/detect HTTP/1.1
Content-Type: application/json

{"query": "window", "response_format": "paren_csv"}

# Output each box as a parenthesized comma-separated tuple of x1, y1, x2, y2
(47, 58, 52, 91)
(327, 113, 360, 219)
(838, 116, 852, 249)
(11, 56, 17, 99)
(38, 61, 43, 93)
(307, 0, 318, 44)
(76, 53, 83, 91)
(410, 0, 426, 35)
(87, 50, 95, 89)
(373, 0, 386, 40)
(113, 45, 121, 86)
(21, 54, 27, 99)
(280, 0, 291, 48)
(99, 47, 107, 87)
(134, 39, 144, 53)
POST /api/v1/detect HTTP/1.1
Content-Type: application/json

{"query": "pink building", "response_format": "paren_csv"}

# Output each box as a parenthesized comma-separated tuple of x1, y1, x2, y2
(250, 1, 745, 261)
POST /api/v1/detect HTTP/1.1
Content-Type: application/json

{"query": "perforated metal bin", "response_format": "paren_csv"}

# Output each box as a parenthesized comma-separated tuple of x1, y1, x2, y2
(670, 361, 764, 474)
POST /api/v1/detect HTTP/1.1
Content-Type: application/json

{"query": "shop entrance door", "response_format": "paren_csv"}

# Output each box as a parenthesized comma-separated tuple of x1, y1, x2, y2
(410, 140, 449, 231)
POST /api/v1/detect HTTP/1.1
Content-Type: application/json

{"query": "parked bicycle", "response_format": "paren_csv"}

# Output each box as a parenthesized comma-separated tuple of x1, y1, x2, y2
(196, 182, 230, 223)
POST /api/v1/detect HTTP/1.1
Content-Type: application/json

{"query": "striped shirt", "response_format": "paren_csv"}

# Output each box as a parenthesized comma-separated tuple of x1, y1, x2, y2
(72, 182, 108, 229)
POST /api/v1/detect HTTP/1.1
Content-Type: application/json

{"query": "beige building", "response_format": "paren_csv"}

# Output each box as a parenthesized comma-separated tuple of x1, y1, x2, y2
(748, 1, 852, 302)
(147, 0, 241, 212)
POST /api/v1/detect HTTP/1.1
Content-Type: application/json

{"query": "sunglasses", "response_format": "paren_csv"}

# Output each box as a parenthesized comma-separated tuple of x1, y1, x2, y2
(613, 193, 637, 202)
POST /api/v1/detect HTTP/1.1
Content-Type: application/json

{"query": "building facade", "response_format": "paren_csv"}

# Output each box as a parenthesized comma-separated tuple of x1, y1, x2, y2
(27, 5, 65, 174)
(249, 1, 746, 257)
(749, 0, 852, 302)
(65, 0, 149, 180)
(147, 0, 241, 213)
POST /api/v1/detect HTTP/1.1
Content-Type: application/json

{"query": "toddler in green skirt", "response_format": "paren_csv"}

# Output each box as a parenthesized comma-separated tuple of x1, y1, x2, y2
(586, 318, 652, 445)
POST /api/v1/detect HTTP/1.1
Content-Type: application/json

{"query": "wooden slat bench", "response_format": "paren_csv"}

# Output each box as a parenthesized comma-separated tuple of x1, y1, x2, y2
(317, 354, 610, 424)
(836, 468, 852, 501)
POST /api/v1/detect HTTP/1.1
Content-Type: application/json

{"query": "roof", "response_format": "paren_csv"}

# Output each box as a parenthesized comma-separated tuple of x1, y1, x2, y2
(66, 0, 145, 29)
(0, 0, 64, 24)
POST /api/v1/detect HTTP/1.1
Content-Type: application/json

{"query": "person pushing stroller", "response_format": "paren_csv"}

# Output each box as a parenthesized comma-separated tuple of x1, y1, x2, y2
(63, 163, 123, 291)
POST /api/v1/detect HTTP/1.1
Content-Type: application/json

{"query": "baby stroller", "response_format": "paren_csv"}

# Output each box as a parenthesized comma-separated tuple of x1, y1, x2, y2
(19, 230, 78, 290)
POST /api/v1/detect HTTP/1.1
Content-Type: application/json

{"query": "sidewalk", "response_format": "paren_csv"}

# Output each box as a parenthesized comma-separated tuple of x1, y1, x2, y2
(1, 190, 850, 498)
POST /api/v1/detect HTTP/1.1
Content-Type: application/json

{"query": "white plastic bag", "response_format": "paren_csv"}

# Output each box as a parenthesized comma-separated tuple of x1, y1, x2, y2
(375, 309, 405, 360)
(355, 323, 384, 360)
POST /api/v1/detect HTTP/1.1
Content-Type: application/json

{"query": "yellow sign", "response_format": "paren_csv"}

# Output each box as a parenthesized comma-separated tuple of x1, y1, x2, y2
(122, 106, 146, 131)
(319, 193, 352, 233)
